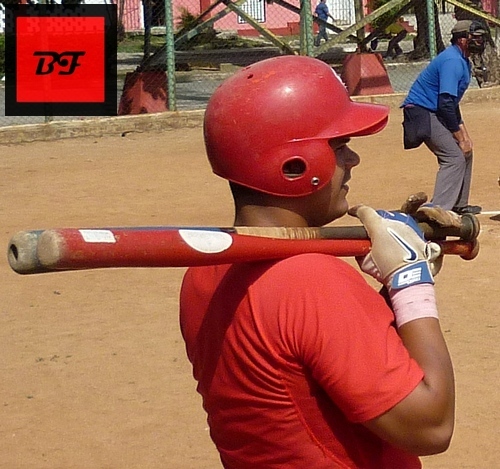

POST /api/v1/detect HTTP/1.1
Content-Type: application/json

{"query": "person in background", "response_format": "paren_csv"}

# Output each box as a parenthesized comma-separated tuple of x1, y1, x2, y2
(314, 0, 335, 47)
(453, 0, 499, 87)
(401, 20, 486, 215)
(371, 16, 408, 59)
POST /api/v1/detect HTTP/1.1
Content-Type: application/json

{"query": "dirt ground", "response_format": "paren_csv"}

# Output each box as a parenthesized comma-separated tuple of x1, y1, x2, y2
(1, 102, 499, 469)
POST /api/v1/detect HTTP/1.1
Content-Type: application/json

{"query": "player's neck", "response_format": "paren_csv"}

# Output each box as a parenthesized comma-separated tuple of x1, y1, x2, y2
(234, 205, 309, 227)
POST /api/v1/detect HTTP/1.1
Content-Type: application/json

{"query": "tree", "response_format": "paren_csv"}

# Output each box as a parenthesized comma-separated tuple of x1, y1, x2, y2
(407, 0, 446, 60)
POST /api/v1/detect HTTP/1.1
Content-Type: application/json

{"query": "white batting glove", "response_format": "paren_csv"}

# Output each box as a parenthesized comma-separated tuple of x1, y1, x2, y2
(349, 205, 442, 290)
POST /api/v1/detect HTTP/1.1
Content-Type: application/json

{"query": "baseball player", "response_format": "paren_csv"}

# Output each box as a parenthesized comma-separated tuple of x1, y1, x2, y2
(401, 20, 487, 215)
(179, 56, 455, 468)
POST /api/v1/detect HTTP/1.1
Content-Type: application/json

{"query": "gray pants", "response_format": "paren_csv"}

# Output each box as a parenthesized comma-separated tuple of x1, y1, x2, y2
(315, 24, 328, 46)
(424, 113, 473, 210)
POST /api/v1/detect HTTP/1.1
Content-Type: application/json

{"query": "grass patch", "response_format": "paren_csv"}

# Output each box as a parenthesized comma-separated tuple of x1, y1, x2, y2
(118, 34, 166, 53)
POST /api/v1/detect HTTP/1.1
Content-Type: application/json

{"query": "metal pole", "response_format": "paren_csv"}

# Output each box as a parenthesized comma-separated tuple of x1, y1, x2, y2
(427, 0, 437, 59)
(38, 0, 53, 122)
(300, 0, 313, 56)
(353, 0, 365, 49)
(164, 0, 176, 110)
(40, 0, 53, 122)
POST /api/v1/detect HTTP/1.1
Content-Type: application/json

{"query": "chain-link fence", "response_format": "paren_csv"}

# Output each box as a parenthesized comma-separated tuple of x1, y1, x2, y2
(1, 0, 499, 128)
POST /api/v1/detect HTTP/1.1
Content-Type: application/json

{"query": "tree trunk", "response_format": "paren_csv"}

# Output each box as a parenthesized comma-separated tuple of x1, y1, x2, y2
(408, 0, 446, 60)
(117, 0, 126, 43)
(142, 0, 153, 61)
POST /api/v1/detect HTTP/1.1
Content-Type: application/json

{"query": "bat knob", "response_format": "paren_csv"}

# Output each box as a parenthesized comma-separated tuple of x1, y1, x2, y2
(460, 238, 480, 261)
(460, 213, 481, 241)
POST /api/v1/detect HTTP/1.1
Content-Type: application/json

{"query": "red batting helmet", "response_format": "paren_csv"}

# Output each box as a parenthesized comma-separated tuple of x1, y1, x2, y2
(204, 55, 389, 197)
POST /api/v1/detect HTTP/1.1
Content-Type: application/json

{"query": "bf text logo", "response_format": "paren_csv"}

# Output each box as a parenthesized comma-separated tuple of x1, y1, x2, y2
(34, 51, 86, 75)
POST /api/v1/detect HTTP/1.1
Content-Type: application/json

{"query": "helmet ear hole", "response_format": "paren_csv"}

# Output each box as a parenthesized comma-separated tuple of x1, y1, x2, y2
(282, 157, 307, 180)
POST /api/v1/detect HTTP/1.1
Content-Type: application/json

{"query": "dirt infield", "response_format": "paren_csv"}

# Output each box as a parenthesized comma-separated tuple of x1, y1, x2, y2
(1, 102, 499, 469)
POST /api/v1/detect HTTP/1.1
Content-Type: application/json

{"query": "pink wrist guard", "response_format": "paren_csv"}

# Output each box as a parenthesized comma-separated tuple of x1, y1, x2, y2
(389, 283, 439, 328)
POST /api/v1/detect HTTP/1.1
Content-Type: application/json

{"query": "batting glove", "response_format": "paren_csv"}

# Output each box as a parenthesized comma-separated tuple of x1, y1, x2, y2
(349, 205, 442, 290)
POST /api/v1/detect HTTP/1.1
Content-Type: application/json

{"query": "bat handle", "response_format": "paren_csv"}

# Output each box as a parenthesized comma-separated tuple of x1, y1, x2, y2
(417, 213, 480, 242)
(317, 214, 480, 242)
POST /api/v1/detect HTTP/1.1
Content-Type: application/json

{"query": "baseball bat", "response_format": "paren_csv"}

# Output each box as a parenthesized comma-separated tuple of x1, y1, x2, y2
(7, 214, 480, 275)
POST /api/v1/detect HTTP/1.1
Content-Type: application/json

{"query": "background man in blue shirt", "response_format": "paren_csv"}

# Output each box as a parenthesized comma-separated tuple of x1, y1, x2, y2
(401, 20, 487, 215)
(314, 0, 334, 47)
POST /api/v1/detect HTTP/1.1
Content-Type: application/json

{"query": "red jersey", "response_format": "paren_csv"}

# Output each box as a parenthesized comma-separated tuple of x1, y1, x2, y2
(179, 253, 424, 468)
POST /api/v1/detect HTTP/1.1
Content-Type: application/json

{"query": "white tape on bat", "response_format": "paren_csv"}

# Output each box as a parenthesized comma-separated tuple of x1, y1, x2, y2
(179, 229, 233, 254)
(79, 230, 116, 243)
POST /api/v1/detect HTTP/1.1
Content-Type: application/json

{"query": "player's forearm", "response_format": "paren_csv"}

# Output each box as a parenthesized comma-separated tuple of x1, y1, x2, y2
(352, 207, 456, 454)
(387, 285, 455, 453)
(399, 318, 455, 408)
(397, 318, 455, 451)
(391, 286, 455, 419)
(366, 317, 456, 455)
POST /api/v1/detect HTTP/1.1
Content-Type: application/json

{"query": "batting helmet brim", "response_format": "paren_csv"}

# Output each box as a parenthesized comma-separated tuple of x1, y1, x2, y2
(313, 100, 389, 141)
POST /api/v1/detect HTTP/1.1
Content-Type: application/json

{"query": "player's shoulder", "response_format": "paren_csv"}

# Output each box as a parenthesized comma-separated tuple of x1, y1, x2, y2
(251, 254, 374, 312)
